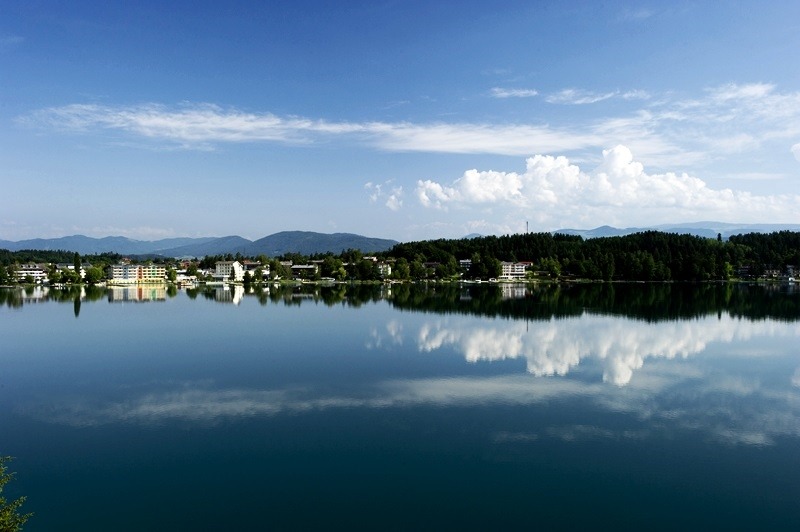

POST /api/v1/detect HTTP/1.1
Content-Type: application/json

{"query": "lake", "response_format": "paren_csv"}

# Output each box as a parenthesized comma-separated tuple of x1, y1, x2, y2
(1, 282, 799, 530)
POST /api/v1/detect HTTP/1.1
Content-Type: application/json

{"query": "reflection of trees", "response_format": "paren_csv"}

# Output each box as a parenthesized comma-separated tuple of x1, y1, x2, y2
(228, 282, 798, 322)
(0, 289, 24, 308)
(3, 282, 797, 321)
(386, 283, 800, 322)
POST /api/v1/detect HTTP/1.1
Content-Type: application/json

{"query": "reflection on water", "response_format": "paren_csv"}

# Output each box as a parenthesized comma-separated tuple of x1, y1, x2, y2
(108, 286, 167, 302)
(413, 313, 800, 385)
(2, 282, 799, 529)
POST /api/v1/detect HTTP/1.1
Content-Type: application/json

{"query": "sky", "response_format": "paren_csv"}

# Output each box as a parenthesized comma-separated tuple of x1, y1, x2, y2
(2, 0, 800, 242)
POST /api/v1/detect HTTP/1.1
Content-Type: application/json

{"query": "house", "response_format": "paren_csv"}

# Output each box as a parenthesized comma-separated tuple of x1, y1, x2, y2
(241, 260, 270, 280)
(214, 261, 244, 282)
(291, 264, 318, 280)
(56, 262, 88, 279)
(377, 262, 392, 278)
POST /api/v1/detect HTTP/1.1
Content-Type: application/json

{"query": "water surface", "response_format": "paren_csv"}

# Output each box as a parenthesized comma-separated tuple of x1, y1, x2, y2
(1, 283, 799, 529)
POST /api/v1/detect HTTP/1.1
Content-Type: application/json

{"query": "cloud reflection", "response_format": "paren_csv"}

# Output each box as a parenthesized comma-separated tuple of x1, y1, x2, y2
(416, 314, 800, 386)
(18, 313, 800, 448)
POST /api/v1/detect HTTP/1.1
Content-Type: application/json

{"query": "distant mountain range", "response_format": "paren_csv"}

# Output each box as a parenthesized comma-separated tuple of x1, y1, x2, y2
(0, 231, 399, 257)
(553, 222, 800, 240)
(3, 223, 799, 257)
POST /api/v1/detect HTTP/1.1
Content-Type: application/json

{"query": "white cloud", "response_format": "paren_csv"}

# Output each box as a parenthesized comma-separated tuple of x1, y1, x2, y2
(415, 145, 800, 228)
(546, 89, 618, 105)
(490, 87, 539, 98)
(385, 187, 404, 211)
(621, 90, 651, 100)
(20, 83, 800, 175)
(792, 143, 800, 162)
(709, 82, 775, 102)
(366, 181, 404, 211)
(22, 102, 604, 156)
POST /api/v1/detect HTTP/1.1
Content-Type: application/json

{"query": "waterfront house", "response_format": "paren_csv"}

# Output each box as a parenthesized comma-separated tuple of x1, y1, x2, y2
(214, 261, 244, 282)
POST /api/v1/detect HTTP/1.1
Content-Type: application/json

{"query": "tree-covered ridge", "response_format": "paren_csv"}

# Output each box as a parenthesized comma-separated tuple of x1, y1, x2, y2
(387, 230, 798, 281)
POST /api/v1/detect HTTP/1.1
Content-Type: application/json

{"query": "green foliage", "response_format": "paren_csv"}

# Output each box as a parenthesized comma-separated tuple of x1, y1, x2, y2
(84, 266, 105, 285)
(0, 456, 32, 531)
(388, 230, 799, 282)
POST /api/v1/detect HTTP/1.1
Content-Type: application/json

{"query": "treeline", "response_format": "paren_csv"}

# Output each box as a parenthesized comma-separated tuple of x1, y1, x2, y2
(1, 230, 798, 284)
(0, 249, 121, 266)
(385, 230, 799, 281)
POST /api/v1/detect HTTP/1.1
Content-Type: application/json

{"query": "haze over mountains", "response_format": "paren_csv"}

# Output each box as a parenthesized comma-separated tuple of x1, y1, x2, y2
(553, 222, 800, 240)
(2, 223, 799, 257)
(0, 231, 399, 257)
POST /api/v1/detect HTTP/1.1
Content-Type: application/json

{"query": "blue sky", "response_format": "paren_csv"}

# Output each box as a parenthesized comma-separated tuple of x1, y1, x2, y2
(2, 0, 800, 242)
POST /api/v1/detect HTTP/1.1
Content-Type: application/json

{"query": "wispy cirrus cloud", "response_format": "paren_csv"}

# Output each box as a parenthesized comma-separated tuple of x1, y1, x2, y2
(21, 102, 608, 155)
(0, 34, 24, 50)
(21, 103, 365, 147)
(490, 87, 539, 98)
(18, 83, 800, 173)
(546, 88, 619, 105)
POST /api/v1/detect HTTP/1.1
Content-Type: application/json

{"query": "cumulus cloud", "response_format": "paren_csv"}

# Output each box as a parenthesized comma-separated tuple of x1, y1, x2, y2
(415, 145, 800, 227)
(490, 87, 539, 98)
(365, 181, 404, 211)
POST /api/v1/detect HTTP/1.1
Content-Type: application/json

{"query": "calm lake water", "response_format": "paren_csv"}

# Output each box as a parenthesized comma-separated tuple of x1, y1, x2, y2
(2, 283, 799, 530)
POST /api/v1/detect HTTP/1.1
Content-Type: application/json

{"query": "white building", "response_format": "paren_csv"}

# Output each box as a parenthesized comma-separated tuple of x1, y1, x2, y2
(377, 262, 392, 278)
(500, 262, 529, 280)
(214, 261, 244, 282)
(14, 263, 49, 283)
(108, 263, 167, 284)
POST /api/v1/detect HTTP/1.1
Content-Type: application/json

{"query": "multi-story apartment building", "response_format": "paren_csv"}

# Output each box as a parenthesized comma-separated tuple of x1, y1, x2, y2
(500, 262, 530, 280)
(14, 263, 49, 283)
(107, 263, 167, 284)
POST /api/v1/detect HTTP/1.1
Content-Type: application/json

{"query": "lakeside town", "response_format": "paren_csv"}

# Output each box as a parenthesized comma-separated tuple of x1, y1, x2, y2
(2, 229, 799, 287)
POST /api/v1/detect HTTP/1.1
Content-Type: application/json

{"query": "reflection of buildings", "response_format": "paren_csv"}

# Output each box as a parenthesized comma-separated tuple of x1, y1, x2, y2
(108, 286, 167, 302)
(500, 284, 528, 299)
(214, 285, 245, 305)
(20, 286, 51, 302)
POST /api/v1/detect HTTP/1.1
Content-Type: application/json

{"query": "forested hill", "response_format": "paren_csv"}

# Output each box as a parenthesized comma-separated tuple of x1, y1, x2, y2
(386, 230, 800, 282)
